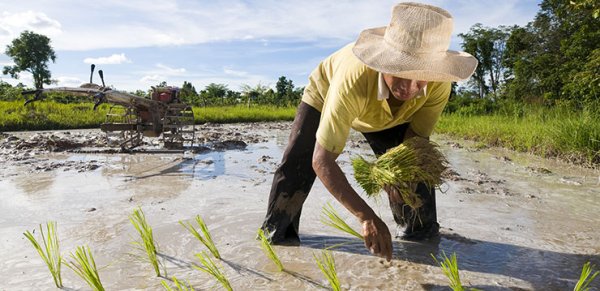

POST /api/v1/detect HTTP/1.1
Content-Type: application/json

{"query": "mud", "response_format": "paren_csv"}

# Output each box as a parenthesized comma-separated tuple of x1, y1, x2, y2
(0, 122, 599, 290)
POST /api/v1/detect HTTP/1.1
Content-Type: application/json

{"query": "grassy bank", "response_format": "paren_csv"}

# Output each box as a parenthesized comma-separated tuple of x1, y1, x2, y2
(0, 101, 296, 131)
(437, 105, 600, 166)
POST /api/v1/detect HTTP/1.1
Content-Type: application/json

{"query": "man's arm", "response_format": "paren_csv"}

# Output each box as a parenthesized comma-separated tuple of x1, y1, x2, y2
(312, 142, 392, 261)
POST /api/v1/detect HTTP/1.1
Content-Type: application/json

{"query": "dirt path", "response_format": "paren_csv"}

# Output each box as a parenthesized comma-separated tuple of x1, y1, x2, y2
(1, 122, 599, 290)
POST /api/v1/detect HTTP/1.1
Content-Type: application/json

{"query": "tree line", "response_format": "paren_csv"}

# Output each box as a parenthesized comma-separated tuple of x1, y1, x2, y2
(452, 0, 599, 113)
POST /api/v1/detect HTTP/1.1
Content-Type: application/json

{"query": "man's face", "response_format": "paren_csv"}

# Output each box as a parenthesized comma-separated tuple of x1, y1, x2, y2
(383, 74, 428, 101)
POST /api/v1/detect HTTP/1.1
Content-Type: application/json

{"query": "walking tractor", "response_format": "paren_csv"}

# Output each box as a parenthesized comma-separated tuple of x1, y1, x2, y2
(22, 65, 195, 150)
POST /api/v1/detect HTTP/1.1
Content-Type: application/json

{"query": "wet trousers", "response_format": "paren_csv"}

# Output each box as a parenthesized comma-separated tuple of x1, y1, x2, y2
(260, 102, 438, 243)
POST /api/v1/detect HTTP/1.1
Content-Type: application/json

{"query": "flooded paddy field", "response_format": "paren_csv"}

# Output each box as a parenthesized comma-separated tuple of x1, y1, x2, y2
(0, 122, 599, 290)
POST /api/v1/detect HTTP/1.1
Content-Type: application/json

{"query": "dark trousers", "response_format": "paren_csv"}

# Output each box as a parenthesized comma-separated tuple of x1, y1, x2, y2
(261, 102, 437, 243)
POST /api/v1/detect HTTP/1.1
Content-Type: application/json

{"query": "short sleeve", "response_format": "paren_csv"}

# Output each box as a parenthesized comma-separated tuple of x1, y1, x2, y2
(409, 82, 451, 137)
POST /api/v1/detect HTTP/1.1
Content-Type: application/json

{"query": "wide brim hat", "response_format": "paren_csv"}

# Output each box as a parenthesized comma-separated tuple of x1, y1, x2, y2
(353, 2, 478, 82)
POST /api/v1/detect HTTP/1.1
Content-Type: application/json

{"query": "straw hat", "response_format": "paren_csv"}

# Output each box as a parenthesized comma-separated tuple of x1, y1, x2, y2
(352, 2, 478, 82)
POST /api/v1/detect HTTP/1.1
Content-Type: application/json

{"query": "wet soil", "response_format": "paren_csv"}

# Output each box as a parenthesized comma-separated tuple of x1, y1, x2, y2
(0, 122, 599, 290)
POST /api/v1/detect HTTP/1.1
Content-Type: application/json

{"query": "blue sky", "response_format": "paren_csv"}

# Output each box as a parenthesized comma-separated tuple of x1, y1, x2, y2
(0, 0, 541, 92)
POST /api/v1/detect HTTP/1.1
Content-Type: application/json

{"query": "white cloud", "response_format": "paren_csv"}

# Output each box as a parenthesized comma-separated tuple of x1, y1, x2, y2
(55, 76, 83, 87)
(0, 11, 62, 49)
(155, 64, 186, 75)
(223, 67, 248, 77)
(140, 75, 163, 84)
(83, 53, 131, 65)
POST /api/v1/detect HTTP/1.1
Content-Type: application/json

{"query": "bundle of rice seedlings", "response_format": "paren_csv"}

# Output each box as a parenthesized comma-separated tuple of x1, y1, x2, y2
(320, 202, 363, 240)
(129, 207, 161, 276)
(352, 137, 448, 210)
(314, 250, 341, 291)
(161, 276, 195, 291)
(23, 221, 63, 288)
(179, 215, 220, 259)
(65, 246, 104, 291)
(574, 262, 599, 291)
(257, 228, 284, 271)
(194, 251, 232, 291)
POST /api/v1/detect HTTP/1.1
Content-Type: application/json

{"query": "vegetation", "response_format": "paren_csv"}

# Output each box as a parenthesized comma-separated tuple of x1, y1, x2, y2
(574, 262, 599, 291)
(352, 137, 448, 209)
(313, 250, 341, 291)
(194, 251, 232, 291)
(23, 221, 63, 288)
(3, 31, 56, 89)
(431, 252, 481, 291)
(179, 215, 221, 259)
(257, 229, 284, 272)
(161, 276, 196, 291)
(320, 203, 363, 240)
(129, 207, 161, 276)
(65, 246, 105, 291)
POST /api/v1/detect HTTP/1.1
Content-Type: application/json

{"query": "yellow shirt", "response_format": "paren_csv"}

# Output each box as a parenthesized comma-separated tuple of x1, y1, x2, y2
(302, 43, 451, 154)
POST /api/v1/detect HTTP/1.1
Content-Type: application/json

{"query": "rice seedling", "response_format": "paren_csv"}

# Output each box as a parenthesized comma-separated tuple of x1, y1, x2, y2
(194, 251, 232, 291)
(431, 252, 481, 291)
(314, 250, 341, 291)
(129, 207, 161, 276)
(65, 245, 105, 291)
(179, 215, 220, 259)
(257, 228, 285, 271)
(352, 137, 448, 210)
(574, 262, 599, 291)
(161, 276, 195, 291)
(23, 221, 63, 288)
(320, 202, 363, 240)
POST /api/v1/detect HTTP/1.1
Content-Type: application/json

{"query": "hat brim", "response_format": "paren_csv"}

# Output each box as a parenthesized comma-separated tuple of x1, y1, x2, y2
(352, 27, 478, 82)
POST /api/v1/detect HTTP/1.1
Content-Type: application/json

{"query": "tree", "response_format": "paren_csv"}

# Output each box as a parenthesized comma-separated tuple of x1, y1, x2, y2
(3, 31, 56, 89)
(180, 81, 198, 105)
(458, 24, 511, 98)
(204, 83, 228, 105)
(241, 82, 269, 107)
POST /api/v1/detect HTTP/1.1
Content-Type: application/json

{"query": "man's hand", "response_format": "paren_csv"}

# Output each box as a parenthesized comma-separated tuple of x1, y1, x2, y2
(361, 215, 393, 261)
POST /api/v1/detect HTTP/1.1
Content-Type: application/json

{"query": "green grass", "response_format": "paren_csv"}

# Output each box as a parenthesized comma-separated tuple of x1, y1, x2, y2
(193, 105, 296, 123)
(0, 101, 295, 131)
(574, 262, 599, 291)
(161, 276, 196, 291)
(23, 221, 63, 288)
(314, 250, 341, 291)
(179, 215, 220, 259)
(194, 251, 232, 291)
(320, 203, 363, 240)
(129, 207, 161, 276)
(65, 246, 105, 291)
(438, 105, 600, 166)
(257, 228, 284, 272)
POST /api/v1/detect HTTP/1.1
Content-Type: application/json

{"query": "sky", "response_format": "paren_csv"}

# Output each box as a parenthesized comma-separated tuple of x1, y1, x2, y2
(0, 0, 541, 92)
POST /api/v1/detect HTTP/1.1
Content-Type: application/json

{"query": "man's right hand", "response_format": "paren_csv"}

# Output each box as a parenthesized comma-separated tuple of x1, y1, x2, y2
(361, 215, 393, 261)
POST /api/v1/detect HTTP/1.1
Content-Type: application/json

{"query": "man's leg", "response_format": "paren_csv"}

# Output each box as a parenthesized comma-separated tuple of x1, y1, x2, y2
(261, 102, 321, 244)
(361, 123, 439, 240)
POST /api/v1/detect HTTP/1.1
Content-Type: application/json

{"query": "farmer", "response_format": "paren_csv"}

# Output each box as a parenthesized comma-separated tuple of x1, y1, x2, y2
(260, 2, 477, 260)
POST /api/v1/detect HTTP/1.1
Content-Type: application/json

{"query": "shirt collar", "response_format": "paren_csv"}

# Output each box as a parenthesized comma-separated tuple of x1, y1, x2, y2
(377, 73, 427, 101)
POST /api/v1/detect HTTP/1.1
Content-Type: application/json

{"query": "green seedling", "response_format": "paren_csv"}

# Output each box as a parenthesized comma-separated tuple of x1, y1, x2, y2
(320, 203, 363, 240)
(65, 246, 104, 291)
(431, 252, 481, 291)
(161, 276, 195, 291)
(129, 207, 161, 276)
(314, 250, 341, 291)
(574, 262, 599, 291)
(352, 137, 448, 210)
(180, 215, 220, 259)
(23, 221, 63, 288)
(257, 228, 284, 271)
(194, 251, 232, 291)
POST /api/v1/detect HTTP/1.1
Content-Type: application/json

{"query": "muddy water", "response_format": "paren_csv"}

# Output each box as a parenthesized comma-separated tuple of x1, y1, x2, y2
(0, 123, 599, 290)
